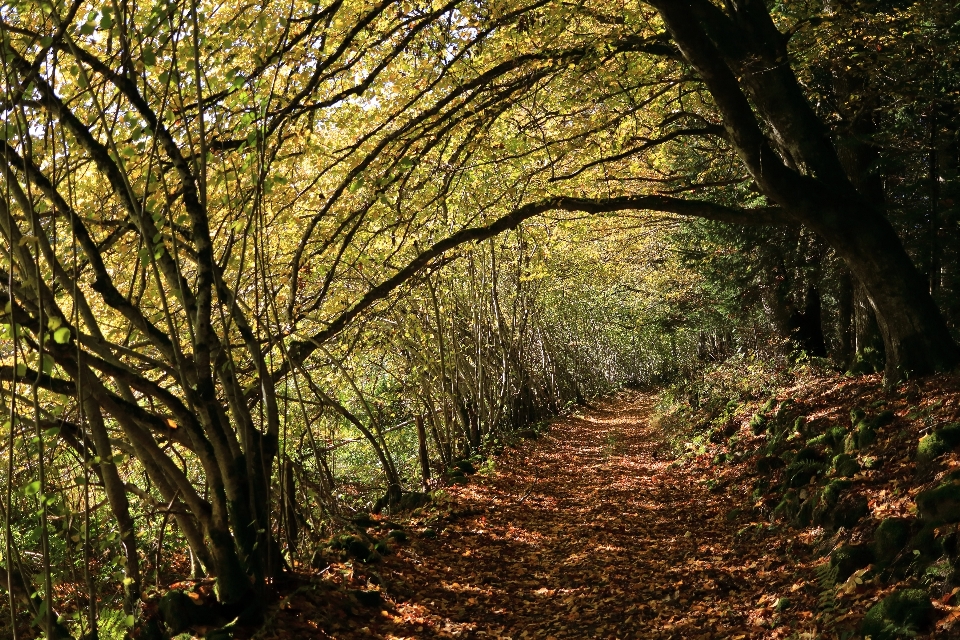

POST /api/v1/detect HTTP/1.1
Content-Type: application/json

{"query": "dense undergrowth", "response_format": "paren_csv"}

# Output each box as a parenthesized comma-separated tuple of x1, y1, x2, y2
(657, 358, 960, 639)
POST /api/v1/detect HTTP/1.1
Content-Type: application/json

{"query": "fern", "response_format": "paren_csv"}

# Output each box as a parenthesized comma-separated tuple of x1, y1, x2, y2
(815, 561, 839, 613)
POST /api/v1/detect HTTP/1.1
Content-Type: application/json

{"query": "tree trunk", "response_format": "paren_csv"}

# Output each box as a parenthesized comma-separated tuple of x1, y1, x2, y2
(416, 415, 431, 489)
(652, 0, 959, 381)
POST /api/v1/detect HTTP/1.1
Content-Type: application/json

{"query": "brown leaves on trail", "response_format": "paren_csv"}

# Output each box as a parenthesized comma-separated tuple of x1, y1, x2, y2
(254, 392, 822, 639)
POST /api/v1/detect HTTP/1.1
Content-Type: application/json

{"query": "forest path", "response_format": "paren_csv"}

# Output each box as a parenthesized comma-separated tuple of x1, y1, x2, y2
(277, 391, 818, 639)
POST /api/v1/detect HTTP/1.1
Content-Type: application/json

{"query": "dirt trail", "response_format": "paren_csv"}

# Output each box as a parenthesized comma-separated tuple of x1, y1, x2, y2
(274, 392, 818, 639)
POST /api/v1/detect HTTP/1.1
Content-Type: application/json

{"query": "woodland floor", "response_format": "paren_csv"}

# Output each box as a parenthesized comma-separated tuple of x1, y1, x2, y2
(250, 392, 824, 639)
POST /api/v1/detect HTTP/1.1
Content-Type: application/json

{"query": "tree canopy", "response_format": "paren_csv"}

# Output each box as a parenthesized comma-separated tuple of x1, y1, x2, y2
(0, 0, 958, 636)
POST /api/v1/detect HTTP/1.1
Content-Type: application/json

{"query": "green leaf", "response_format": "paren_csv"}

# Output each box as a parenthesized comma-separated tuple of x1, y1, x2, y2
(44, 426, 60, 437)
(124, 614, 135, 628)
(41, 354, 54, 375)
(47, 316, 62, 331)
(53, 327, 71, 344)
(15, 363, 26, 377)
(23, 480, 41, 495)
(79, 23, 95, 35)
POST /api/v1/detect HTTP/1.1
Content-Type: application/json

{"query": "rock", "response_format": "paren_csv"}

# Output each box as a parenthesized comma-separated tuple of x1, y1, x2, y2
(873, 518, 912, 565)
(830, 543, 875, 582)
(515, 429, 539, 439)
(916, 422, 960, 463)
(860, 589, 934, 640)
(420, 527, 437, 538)
(916, 479, 960, 525)
(374, 540, 392, 556)
(750, 413, 768, 435)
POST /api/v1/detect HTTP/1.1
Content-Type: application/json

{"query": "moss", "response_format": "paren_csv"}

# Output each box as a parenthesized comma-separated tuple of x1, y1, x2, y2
(847, 347, 883, 377)
(795, 447, 825, 463)
(831, 453, 861, 478)
(773, 489, 800, 522)
(833, 493, 869, 530)
(850, 407, 867, 426)
(843, 431, 859, 453)
(917, 480, 960, 525)
(750, 413, 768, 435)
(812, 480, 866, 529)
(873, 518, 912, 565)
(760, 397, 778, 414)
(855, 420, 877, 449)
(908, 524, 944, 564)
(806, 426, 847, 454)
(917, 423, 960, 463)
(875, 409, 896, 428)
(387, 529, 408, 543)
(830, 543, 875, 582)
(860, 589, 934, 640)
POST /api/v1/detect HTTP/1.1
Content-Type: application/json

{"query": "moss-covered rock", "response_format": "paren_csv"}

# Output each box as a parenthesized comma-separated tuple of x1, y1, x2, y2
(830, 543, 875, 582)
(807, 426, 847, 454)
(850, 407, 867, 426)
(848, 347, 883, 377)
(755, 455, 785, 474)
(875, 409, 896, 428)
(843, 431, 859, 454)
(773, 489, 801, 522)
(860, 589, 934, 640)
(831, 453, 861, 478)
(873, 518, 912, 565)
(387, 529, 408, 543)
(750, 413, 768, 435)
(917, 479, 960, 525)
(397, 491, 432, 511)
(453, 459, 477, 475)
(853, 420, 878, 450)
(908, 524, 944, 564)
(347, 537, 372, 561)
(916, 423, 960, 463)
(832, 493, 869, 530)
